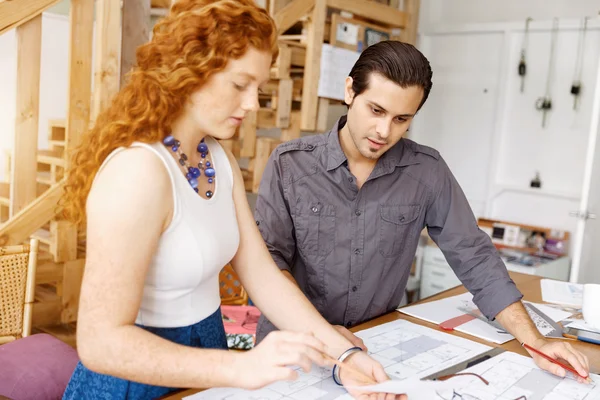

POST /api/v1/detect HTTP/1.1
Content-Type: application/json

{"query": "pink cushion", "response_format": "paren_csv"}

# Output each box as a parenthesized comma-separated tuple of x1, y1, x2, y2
(0, 334, 79, 400)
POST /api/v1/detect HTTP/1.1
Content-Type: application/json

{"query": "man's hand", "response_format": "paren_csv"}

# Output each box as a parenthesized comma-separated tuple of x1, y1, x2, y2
(333, 325, 367, 351)
(527, 338, 590, 383)
(495, 301, 591, 383)
(341, 351, 406, 400)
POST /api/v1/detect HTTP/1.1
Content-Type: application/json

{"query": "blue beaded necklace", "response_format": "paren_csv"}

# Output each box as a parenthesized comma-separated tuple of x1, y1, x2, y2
(163, 135, 216, 198)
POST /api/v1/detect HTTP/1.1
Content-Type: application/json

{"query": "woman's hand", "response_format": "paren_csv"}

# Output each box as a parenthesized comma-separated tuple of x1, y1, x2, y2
(341, 351, 407, 400)
(233, 331, 327, 390)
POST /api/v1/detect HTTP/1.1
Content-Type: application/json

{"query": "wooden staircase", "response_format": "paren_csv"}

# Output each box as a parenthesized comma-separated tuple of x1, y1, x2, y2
(0, 119, 84, 347)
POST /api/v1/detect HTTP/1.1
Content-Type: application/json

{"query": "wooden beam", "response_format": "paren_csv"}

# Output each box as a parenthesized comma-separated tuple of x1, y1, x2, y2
(121, 0, 150, 88)
(10, 15, 42, 217)
(92, 0, 121, 123)
(66, 0, 94, 161)
(61, 259, 85, 323)
(316, 98, 330, 132)
(326, 0, 407, 28)
(51, 220, 77, 263)
(0, 181, 64, 246)
(256, 108, 276, 129)
(32, 298, 62, 327)
(239, 111, 258, 158)
(280, 110, 301, 141)
(274, 0, 315, 34)
(276, 79, 293, 128)
(252, 138, 281, 193)
(268, 0, 292, 15)
(150, 0, 170, 7)
(401, 0, 420, 45)
(300, 0, 326, 131)
(0, 0, 60, 35)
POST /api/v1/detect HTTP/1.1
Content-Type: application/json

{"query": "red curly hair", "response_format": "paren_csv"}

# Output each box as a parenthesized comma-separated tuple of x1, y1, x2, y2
(61, 0, 278, 226)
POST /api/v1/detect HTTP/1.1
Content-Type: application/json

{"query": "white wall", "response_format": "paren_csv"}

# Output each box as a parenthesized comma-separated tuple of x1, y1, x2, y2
(413, 1, 600, 282)
(420, 0, 600, 32)
(0, 13, 71, 182)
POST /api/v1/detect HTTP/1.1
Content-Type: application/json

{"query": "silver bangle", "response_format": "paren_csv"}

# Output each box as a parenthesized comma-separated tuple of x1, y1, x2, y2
(332, 346, 363, 385)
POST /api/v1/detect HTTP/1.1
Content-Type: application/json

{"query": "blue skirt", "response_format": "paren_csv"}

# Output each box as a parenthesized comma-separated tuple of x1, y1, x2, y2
(63, 308, 228, 400)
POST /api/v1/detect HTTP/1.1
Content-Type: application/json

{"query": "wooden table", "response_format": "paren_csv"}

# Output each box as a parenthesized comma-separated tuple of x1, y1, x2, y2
(164, 272, 600, 399)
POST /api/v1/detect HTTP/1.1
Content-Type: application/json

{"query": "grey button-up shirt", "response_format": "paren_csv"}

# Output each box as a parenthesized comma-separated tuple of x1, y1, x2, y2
(254, 116, 522, 342)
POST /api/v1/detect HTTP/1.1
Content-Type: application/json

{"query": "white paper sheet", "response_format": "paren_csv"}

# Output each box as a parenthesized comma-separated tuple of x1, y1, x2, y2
(346, 375, 473, 399)
(398, 293, 573, 344)
(317, 44, 360, 101)
(541, 279, 584, 308)
(431, 351, 600, 400)
(564, 319, 600, 334)
(184, 319, 491, 400)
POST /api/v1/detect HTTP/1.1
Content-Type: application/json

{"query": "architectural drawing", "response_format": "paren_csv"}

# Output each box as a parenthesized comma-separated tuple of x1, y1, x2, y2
(186, 319, 492, 400)
(435, 351, 600, 400)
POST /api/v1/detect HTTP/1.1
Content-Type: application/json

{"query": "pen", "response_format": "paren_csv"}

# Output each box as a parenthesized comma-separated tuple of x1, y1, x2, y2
(521, 342, 592, 383)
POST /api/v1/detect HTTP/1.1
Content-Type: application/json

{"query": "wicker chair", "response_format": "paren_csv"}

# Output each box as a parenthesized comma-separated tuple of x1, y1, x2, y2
(219, 263, 248, 306)
(0, 239, 39, 344)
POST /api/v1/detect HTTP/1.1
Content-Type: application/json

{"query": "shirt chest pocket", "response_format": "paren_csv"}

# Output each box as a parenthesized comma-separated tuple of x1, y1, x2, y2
(379, 205, 420, 258)
(295, 202, 336, 257)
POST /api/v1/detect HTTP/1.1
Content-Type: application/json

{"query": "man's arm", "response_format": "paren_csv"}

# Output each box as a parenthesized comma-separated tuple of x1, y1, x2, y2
(495, 301, 590, 382)
(425, 156, 522, 320)
(426, 156, 589, 380)
(254, 151, 296, 274)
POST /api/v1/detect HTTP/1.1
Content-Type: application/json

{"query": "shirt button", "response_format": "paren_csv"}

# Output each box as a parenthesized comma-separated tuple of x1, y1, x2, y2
(354, 248, 360, 254)
(346, 322, 352, 328)
(311, 206, 319, 213)
(355, 210, 361, 216)
(348, 177, 353, 182)
(352, 286, 358, 292)
(256, 220, 260, 226)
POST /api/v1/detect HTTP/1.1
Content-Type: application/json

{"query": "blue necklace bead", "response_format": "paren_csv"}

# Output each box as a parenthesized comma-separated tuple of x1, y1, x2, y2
(205, 168, 216, 178)
(189, 167, 201, 178)
(198, 143, 208, 153)
(163, 135, 176, 146)
(163, 135, 215, 196)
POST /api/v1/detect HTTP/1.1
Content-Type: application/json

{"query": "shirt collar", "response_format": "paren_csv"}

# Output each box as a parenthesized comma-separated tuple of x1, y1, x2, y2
(325, 116, 420, 172)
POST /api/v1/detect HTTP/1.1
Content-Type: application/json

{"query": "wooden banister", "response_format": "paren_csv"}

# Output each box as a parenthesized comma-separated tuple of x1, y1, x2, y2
(0, 180, 64, 246)
(0, 0, 61, 35)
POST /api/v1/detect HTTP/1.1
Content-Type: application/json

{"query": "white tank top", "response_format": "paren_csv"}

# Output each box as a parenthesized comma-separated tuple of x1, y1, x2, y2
(97, 137, 240, 327)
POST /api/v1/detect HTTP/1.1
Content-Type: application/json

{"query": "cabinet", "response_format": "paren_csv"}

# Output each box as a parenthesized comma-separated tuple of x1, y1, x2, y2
(419, 244, 571, 298)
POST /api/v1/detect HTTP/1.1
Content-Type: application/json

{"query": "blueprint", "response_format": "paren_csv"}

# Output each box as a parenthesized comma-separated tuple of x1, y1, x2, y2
(432, 351, 600, 400)
(185, 319, 492, 400)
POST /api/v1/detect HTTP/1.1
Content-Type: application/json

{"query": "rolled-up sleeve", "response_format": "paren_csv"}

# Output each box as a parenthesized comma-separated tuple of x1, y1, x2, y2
(425, 157, 523, 320)
(254, 151, 295, 273)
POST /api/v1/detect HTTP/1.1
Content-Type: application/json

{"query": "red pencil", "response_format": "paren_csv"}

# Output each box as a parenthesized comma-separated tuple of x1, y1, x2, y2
(522, 342, 592, 383)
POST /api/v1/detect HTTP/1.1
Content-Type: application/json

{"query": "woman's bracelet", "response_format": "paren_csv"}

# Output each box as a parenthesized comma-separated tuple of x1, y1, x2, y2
(332, 346, 363, 386)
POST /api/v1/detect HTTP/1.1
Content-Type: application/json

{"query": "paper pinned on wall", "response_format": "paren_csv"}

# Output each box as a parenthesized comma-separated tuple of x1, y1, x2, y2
(318, 44, 360, 101)
(336, 22, 359, 45)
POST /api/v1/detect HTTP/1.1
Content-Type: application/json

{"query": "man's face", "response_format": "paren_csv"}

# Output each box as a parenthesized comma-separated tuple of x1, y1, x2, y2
(344, 73, 424, 160)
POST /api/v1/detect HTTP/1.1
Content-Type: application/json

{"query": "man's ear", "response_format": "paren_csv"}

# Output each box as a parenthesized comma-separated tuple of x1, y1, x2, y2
(344, 76, 355, 106)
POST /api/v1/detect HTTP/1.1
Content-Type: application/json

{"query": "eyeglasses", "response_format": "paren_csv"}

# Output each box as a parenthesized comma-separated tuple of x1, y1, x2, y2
(435, 372, 527, 400)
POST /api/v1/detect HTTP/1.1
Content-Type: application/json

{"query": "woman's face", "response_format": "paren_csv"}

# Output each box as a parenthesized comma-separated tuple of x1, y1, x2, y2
(186, 46, 272, 140)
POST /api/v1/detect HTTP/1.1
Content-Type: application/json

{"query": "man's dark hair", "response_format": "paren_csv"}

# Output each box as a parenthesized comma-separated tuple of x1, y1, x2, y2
(346, 40, 433, 110)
